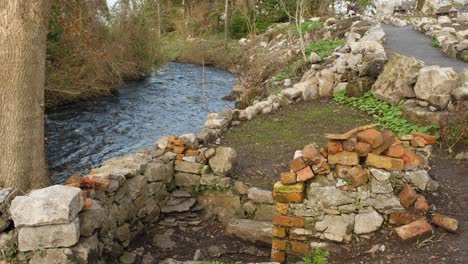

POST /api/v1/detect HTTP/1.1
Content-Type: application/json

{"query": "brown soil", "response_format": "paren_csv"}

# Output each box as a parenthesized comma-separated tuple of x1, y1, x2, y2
(221, 99, 373, 190)
(128, 220, 271, 263)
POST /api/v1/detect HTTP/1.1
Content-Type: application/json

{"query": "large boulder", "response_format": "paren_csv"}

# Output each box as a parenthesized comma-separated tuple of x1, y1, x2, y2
(18, 217, 80, 251)
(372, 54, 424, 105)
(293, 79, 319, 101)
(350, 41, 386, 61)
(437, 16, 451, 24)
(197, 191, 242, 222)
(318, 69, 336, 97)
(401, 100, 442, 126)
(226, 218, 273, 244)
(10, 185, 83, 227)
(208, 147, 237, 177)
(360, 24, 386, 43)
(414, 66, 459, 109)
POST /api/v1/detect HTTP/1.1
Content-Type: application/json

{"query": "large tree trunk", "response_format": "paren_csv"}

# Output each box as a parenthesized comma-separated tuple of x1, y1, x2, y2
(0, 0, 52, 191)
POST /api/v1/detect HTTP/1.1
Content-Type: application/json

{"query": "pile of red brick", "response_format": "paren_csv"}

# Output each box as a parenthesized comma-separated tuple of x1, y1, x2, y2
(270, 125, 458, 263)
(166, 135, 200, 161)
(66, 171, 111, 209)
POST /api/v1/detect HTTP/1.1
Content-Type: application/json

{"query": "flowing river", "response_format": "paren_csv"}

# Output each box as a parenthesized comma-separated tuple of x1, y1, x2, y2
(46, 63, 235, 184)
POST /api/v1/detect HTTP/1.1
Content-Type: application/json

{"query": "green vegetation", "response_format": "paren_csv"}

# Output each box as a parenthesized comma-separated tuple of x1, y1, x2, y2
(335, 91, 438, 135)
(293, 21, 324, 35)
(272, 72, 289, 81)
(439, 104, 467, 153)
(432, 39, 440, 47)
(305, 40, 346, 59)
(1, 241, 18, 262)
(303, 248, 330, 264)
(196, 176, 231, 193)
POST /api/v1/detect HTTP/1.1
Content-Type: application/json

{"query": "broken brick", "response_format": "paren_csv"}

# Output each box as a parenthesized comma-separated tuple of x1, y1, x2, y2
(273, 215, 305, 227)
(302, 144, 322, 164)
(349, 167, 370, 188)
(84, 198, 93, 209)
(67, 175, 82, 185)
(343, 137, 357, 152)
(168, 135, 177, 143)
(327, 151, 359, 166)
(335, 164, 352, 178)
(272, 239, 287, 250)
(273, 192, 305, 203)
(414, 195, 429, 212)
(357, 129, 384, 148)
(411, 136, 427, 148)
(395, 218, 433, 241)
(271, 250, 286, 263)
(320, 147, 328, 158)
(327, 140, 343, 155)
(398, 184, 418, 209)
(389, 213, 424, 225)
(311, 157, 331, 175)
(172, 138, 185, 147)
(272, 227, 287, 238)
(355, 142, 372, 156)
(365, 153, 404, 171)
(290, 241, 309, 255)
(276, 202, 289, 215)
(372, 131, 395, 155)
(411, 132, 436, 144)
(401, 149, 423, 168)
(280, 172, 297, 184)
(289, 233, 307, 241)
(173, 145, 185, 154)
(289, 157, 307, 172)
(90, 176, 110, 191)
(274, 181, 305, 193)
(80, 177, 94, 189)
(185, 149, 199, 157)
(385, 143, 405, 158)
(296, 166, 314, 181)
(432, 213, 459, 232)
(176, 154, 185, 161)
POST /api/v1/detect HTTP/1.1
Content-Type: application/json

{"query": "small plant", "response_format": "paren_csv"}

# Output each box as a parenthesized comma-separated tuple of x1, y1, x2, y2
(439, 103, 467, 153)
(292, 21, 323, 35)
(195, 176, 230, 193)
(305, 40, 346, 59)
(2, 241, 18, 262)
(343, 177, 352, 186)
(432, 39, 440, 47)
(272, 72, 289, 82)
(335, 91, 438, 136)
(303, 248, 330, 264)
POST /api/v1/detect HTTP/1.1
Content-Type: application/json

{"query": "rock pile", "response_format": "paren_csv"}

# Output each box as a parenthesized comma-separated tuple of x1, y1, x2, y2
(270, 125, 458, 263)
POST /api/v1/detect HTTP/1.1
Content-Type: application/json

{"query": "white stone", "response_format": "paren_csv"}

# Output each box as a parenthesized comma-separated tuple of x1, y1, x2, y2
(354, 210, 384, 234)
(10, 185, 83, 227)
(318, 69, 335, 97)
(18, 217, 80, 251)
(209, 147, 237, 177)
(370, 168, 390, 181)
(408, 170, 430, 191)
(437, 16, 451, 24)
(226, 219, 272, 244)
(247, 187, 274, 204)
(414, 66, 459, 109)
(315, 214, 354, 243)
(310, 52, 322, 63)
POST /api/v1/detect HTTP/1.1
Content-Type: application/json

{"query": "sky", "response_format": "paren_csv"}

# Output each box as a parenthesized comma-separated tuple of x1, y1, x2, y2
(107, 0, 118, 8)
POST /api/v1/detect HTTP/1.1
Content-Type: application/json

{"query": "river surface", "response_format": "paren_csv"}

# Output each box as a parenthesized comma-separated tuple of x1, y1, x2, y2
(46, 63, 235, 184)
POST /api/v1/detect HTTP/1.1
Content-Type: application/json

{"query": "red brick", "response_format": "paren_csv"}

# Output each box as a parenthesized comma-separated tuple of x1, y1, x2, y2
(395, 218, 433, 241)
(67, 175, 82, 185)
(185, 149, 199, 157)
(327, 140, 343, 155)
(320, 147, 328, 158)
(173, 145, 185, 154)
(355, 142, 372, 156)
(398, 184, 418, 209)
(432, 213, 459, 232)
(280, 172, 297, 184)
(273, 192, 305, 203)
(272, 239, 287, 250)
(328, 151, 359, 166)
(372, 131, 395, 155)
(414, 195, 429, 212)
(335, 164, 352, 178)
(296, 166, 314, 181)
(302, 144, 322, 164)
(389, 213, 424, 225)
(349, 167, 370, 188)
(84, 198, 93, 209)
(276, 202, 289, 215)
(271, 250, 286, 263)
(81, 177, 94, 189)
(272, 227, 287, 238)
(311, 157, 331, 175)
(289, 234, 307, 241)
(168, 135, 177, 143)
(343, 138, 357, 152)
(357, 129, 384, 148)
(340, 185, 357, 192)
(289, 157, 307, 172)
(91, 176, 110, 191)
(411, 136, 427, 148)
(172, 138, 185, 147)
(385, 143, 405, 158)
(365, 153, 404, 171)
(411, 132, 436, 144)
(401, 149, 423, 168)
(273, 215, 305, 227)
(290, 241, 309, 255)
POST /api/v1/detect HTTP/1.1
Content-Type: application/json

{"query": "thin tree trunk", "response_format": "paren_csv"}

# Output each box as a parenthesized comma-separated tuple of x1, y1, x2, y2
(157, 0, 161, 39)
(224, 0, 229, 49)
(0, 0, 52, 190)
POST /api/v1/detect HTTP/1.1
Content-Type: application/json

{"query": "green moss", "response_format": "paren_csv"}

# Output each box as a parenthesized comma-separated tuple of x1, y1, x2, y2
(305, 40, 346, 59)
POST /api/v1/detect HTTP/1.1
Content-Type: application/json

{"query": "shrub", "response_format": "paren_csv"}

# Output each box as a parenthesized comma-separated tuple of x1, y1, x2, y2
(303, 248, 330, 264)
(293, 21, 324, 35)
(439, 103, 467, 153)
(305, 40, 346, 59)
(230, 15, 249, 39)
(432, 39, 440, 47)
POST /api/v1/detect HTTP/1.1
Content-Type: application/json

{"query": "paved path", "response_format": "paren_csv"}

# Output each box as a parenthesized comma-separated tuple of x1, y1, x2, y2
(382, 24, 467, 73)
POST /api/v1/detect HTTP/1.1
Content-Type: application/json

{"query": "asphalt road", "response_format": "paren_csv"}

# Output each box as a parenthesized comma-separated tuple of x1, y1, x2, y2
(382, 24, 467, 73)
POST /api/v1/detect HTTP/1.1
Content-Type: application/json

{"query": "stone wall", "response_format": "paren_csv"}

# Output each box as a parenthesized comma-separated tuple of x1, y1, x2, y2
(269, 128, 458, 263)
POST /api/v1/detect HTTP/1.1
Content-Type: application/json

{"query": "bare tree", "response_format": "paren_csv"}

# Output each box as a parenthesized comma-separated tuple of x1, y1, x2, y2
(224, 0, 229, 49)
(0, 0, 52, 190)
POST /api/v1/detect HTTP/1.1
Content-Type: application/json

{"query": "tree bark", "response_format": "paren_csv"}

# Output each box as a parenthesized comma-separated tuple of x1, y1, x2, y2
(0, 0, 52, 190)
(224, 0, 229, 49)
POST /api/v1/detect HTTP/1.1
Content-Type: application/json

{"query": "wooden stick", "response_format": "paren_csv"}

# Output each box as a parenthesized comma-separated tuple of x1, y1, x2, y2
(325, 124, 380, 140)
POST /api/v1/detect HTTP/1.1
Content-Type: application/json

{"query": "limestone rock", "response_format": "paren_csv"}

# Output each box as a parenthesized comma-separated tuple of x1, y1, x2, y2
(350, 41, 386, 61)
(247, 187, 274, 204)
(175, 161, 201, 175)
(209, 147, 237, 177)
(360, 24, 386, 43)
(346, 76, 375, 97)
(175, 173, 201, 187)
(30, 249, 72, 264)
(226, 218, 273, 244)
(401, 100, 441, 126)
(145, 162, 173, 182)
(310, 52, 322, 63)
(79, 199, 106, 237)
(18, 217, 80, 251)
(197, 191, 242, 222)
(408, 170, 430, 191)
(161, 198, 196, 213)
(71, 234, 101, 264)
(354, 210, 384, 234)
(254, 204, 275, 221)
(10, 185, 83, 227)
(318, 69, 335, 97)
(315, 214, 354, 243)
(97, 153, 150, 177)
(414, 66, 459, 109)
(372, 54, 424, 105)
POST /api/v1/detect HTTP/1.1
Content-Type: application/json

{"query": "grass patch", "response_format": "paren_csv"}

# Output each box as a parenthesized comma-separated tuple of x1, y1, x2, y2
(272, 72, 289, 82)
(303, 248, 330, 264)
(305, 40, 346, 59)
(292, 21, 324, 35)
(432, 39, 440, 48)
(335, 91, 438, 135)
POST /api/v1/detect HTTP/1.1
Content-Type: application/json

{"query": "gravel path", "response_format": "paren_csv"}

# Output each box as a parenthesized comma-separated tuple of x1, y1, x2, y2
(382, 24, 467, 73)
